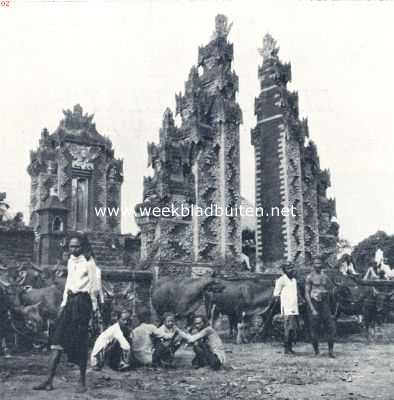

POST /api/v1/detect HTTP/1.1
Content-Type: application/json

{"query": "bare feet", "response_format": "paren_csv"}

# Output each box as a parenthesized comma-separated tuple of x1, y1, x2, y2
(33, 381, 54, 391)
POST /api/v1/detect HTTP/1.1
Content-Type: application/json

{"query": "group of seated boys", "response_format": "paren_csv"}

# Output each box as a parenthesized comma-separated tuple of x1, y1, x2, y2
(90, 310, 225, 372)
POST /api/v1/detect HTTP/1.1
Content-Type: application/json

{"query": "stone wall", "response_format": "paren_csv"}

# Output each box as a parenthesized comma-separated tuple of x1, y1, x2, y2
(0, 228, 34, 266)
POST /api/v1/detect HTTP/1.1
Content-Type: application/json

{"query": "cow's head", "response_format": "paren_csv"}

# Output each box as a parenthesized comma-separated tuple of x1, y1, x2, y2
(386, 291, 394, 310)
(15, 263, 45, 288)
(119, 282, 135, 302)
(205, 278, 226, 294)
(333, 284, 352, 304)
(0, 264, 20, 286)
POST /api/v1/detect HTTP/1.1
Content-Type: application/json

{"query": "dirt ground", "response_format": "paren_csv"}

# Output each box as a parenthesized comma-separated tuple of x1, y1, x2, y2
(2, 326, 394, 400)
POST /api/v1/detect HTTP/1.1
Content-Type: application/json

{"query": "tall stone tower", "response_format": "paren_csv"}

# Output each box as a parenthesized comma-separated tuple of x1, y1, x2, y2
(136, 15, 242, 273)
(251, 34, 338, 271)
(28, 105, 124, 266)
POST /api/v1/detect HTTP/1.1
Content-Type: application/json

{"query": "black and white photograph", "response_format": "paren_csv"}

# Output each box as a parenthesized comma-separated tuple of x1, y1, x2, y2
(1, 0, 394, 399)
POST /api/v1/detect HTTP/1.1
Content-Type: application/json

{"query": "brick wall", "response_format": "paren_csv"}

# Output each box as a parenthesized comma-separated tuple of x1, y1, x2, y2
(0, 228, 34, 266)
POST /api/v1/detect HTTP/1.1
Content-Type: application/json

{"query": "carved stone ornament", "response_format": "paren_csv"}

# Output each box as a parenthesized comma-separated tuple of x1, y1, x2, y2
(147, 142, 161, 168)
(66, 143, 102, 171)
(60, 104, 95, 132)
(108, 162, 123, 182)
(258, 33, 279, 60)
(211, 14, 233, 40)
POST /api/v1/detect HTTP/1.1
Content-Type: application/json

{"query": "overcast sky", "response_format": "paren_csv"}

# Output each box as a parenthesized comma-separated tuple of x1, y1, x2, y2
(1, 0, 394, 246)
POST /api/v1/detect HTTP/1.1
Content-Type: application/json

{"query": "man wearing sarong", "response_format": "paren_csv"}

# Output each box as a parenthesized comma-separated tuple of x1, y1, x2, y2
(91, 310, 132, 371)
(33, 234, 101, 392)
(178, 315, 225, 370)
(152, 313, 182, 369)
(305, 261, 336, 358)
(273, 262, 299, 355)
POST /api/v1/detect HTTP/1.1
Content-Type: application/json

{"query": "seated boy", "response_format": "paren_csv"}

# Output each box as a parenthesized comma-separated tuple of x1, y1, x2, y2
(131, 311, 177, 367)
(178, 314, 225, 370)
(152, 313, 182, 368)
(91, 310, 132, 371)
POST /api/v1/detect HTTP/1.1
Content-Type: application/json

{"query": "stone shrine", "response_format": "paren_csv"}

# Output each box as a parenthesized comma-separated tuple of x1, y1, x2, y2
(27, 104, 128, 266)
(135, 15, 243, 271)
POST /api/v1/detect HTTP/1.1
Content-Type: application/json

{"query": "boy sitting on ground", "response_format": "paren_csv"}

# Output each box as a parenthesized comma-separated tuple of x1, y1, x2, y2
(152, 313, 182, 369)
(131, 311, 178, 367)
(91, 310, 132, 371)
(177, 314, 225, 370)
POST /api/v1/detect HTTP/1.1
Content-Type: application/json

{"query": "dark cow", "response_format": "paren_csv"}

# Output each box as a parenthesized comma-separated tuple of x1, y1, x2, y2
(16, 285, 63, 320)
(0, 282, 13, 354)
(206, 278, 275, 339)
(15, 303, 45, 336)
(333, 279, 394, 340)
(3, 284, 64, 346)
(0, 264, 20, 288)
(0, 278, 49, 349)
(15, 262, 67, 289)
(15, 263, 47, 288)
(152, 274, 225, 323)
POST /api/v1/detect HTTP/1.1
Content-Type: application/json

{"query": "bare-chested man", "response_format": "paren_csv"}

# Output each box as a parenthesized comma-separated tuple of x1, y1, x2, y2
(305, 261, 336, 358)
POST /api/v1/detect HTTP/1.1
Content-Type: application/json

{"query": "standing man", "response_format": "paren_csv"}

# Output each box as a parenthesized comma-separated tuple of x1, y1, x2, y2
(305, 260, 336, 358)
(273, 262, 299, 355)
(33, 234, 102, 392)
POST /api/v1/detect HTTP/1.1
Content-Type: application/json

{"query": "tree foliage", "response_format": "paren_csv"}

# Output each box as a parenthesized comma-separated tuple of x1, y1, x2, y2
(351, 230, 394, 273)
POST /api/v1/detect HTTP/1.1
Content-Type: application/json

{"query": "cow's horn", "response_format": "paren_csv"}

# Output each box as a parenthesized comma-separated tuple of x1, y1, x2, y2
(0, 277, 10, 287)
(30, 263, 44, 273)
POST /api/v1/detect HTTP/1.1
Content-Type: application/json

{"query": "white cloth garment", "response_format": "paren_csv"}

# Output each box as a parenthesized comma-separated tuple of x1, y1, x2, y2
(363, 267, 379, 280)
(60, 255, 101, 311)
(90, 322, 130, 367)
(375, 248, 384, 266)
(131, 323, 174, 365)
(273, 274, 299, 316)
(379, 262, 392, 278)
(339, 262, 358, 276)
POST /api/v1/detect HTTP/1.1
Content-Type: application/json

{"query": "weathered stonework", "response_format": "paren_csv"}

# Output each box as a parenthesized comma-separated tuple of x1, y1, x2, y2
(251, 34, 338, 271)
(0, 193, 34, 266)
(27, 105, 127, 267)
(317, 170, 339, 268)
(136, 15, 242, 272)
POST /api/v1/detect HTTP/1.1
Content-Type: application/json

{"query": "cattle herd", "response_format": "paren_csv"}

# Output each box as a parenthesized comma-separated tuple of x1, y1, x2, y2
(1, 263, 394, 354)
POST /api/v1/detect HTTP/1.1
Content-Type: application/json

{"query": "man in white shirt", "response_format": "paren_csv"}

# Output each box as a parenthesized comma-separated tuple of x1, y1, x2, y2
(273, 262, 299, 355)
(34, 234, 102, 393)
(91, 310, 132, 371)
